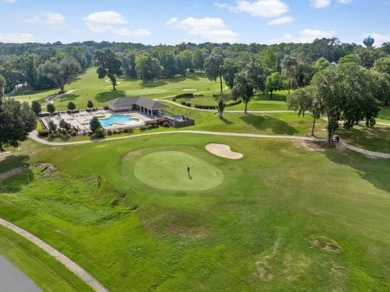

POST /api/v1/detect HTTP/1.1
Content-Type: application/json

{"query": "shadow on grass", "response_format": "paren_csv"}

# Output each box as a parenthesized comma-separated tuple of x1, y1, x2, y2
(324, 150, 390, 193)
(58, 93, 80, 102)
(220, 117, 233, 125)
(240, 114, 298, 135)
(0, 154, 33, 193)
(96, 90, 126, 103)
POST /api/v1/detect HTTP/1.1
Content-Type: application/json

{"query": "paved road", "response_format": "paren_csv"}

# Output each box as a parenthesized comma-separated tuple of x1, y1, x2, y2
(29, 130, 390, 159)
(0, 219, 108, 292)
(0, 255, 41, 292)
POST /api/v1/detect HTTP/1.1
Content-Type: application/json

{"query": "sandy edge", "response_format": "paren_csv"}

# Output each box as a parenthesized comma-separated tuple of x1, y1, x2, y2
(205, 143, 243, 159)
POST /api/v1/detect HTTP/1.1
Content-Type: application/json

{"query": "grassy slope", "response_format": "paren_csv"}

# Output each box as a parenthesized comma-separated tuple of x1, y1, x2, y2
(0, 135, 389, 291)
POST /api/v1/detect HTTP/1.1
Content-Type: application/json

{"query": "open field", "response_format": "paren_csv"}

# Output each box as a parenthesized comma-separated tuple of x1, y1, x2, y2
(2, 70, 390, 291)
(0, 134, 389, 291)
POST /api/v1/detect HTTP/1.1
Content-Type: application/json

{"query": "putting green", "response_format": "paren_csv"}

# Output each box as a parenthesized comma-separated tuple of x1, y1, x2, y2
(133, 151, 223, 191)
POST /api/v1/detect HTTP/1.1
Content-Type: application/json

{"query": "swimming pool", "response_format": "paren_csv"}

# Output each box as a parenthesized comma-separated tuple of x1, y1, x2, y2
(97, 114, 142, 128)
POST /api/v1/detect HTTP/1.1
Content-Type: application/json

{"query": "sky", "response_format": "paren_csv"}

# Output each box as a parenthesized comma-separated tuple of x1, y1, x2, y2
(0, 0, 389, 47)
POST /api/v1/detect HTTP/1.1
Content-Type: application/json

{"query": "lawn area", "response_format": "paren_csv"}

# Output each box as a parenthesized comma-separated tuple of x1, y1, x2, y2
(377, 106, 390, 123)
(0, 134, 389, 291)
(11, 68, 221, 111)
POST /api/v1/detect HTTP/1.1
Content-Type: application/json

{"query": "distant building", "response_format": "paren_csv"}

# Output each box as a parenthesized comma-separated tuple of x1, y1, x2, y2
(108, 96, 167, 117)
(363, 36, 375, 48)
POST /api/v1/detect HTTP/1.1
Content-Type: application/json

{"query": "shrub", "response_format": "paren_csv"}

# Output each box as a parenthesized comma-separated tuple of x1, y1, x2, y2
(107, 129, 113, 135)
(94, 127, 105, 138)
(38, 129, 49, 137)
(162, 121, 170, 128)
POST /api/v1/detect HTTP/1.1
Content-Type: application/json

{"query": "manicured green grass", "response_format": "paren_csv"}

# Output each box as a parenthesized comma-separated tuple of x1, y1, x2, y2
(11, 69, 221, 110)
(0, 226, 92, 291)
(377, 106, 390, 123)
(131, 149, 224, 191)
(0, 134, 389, 291)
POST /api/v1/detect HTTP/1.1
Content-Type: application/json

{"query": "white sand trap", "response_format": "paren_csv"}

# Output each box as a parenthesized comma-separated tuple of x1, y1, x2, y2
(205, 143, 243, 159)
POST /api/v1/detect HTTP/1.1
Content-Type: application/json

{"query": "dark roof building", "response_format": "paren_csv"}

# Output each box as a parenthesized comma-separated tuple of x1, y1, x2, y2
(108, 96, 167, 116)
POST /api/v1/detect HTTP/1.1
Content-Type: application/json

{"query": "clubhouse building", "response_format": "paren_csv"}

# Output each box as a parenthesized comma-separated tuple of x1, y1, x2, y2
(108, 96, 167, 117)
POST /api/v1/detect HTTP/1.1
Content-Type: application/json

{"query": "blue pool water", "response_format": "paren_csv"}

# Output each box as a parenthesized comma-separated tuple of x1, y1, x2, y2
(98, 114, 141, 128)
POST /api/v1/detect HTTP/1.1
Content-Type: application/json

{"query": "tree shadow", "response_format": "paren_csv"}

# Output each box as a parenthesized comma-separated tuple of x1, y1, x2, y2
(240, 114, 298, 135)
(220, 117, 233, 125)
(0, 154, 33, 193)
(58, 93, 80, 102)
(96, 90, 126, 103)
(141, 80, 168, 88)
(323, 148, 390, 193)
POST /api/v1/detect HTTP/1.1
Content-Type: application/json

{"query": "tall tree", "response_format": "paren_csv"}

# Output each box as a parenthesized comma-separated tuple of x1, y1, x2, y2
(265, 72, 283, 100)
(192, 49, 205, 71)
(179, 50, 193, 72)
(159, 52, 179, 78)
(31, 100, 42, 116)
(311, 63, 380, 144)
(47, 103, 56, 115)
(0, 75, 37, 151)
(231, 71, 254, 114)
(204, 53, 224, 94)
(287, 86, 322, 136)
(135, 54, 162, 83)
(94, 49, 122, 91)
(222, 59, 239, 90)
(41, 57, 80, 93)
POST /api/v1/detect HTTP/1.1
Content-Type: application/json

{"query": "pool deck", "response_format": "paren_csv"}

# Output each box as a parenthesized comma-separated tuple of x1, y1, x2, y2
(40, 110, 152, 132)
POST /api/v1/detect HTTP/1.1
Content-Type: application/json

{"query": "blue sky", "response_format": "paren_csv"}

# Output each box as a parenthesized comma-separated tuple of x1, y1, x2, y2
(0, 0, 389, 46)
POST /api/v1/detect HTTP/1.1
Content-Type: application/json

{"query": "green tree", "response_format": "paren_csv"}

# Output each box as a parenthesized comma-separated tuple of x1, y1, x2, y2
(90, 116, 102, 134)
(160, 52, 179, 78)
(94, 49, 122, 91)
(59, 119, 71, 131)
(222, 59, 239, 89)
(41, 57, 81, 94)
(67, 101, 76, 111)
(231, 71, 254, 114)
(287, 86, 322, 136)
(314, 57, 331, 72)
(265, 72, 283, 100)
(192, 50, 205, 71)
(87, 100, 94, 110)
(135, 54, 162, 83)
(204, 53, 224, 94)
(179, 50, 193, 72)
(48, 120, 57, 133)
(47, 103, 56, 115)
(261, 48, 278, 72)
(0, 76, 37, 151)
(31, 100, 42, 116)
(311, 63, 379, 144)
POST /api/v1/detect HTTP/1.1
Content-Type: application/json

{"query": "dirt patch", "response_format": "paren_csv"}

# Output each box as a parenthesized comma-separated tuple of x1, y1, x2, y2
(34, 163, 60, 178)
(0, 151, 12, 163)
(205, 143, 243, 159)
(309, 236, 342, 254)
(0, 167, 26, 181)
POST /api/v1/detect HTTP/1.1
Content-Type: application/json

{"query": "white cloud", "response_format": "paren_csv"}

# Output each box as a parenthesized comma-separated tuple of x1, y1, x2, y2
(166, 16, 238, 43)
(311, 0, 353, 8)
(0, 33, 34, 43)
(270, 29, 336, 43)
(363, 33, 390, 47)
(311, 0, 331, 8)
(25, 12, 65, 29)
(267, 16, 293, 25)
(215, 0, 289, 18)
(83, 11, 150, 37)
(2, 0, 16, 3)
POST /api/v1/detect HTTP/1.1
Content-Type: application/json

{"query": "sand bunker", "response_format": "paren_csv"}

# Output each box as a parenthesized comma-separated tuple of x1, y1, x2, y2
(205, 143, 243, 159)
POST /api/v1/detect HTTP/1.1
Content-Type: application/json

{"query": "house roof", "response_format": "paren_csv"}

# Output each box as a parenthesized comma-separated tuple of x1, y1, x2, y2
(108, 97, 167, 110)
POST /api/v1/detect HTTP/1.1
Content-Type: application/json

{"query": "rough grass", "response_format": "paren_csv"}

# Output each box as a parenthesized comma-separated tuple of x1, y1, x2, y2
(0, 134, 389, 291)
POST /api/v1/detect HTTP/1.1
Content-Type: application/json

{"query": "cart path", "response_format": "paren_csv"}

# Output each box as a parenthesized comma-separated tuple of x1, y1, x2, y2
(28, 130, 390, 159)
(0, 218, 108, 292)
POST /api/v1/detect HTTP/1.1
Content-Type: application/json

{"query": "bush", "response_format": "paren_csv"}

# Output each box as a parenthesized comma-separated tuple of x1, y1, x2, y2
(175, 93, 194, 99)
(38, 129, 49, 137)
(162, 121, 170, 128)
(94, 127, 105, 138)
(107, 129, 113, 135)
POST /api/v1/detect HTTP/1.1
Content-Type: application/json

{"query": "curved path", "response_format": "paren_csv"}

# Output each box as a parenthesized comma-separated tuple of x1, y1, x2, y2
(28, 130, 390, 159)
(0, 218, 108, 292)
